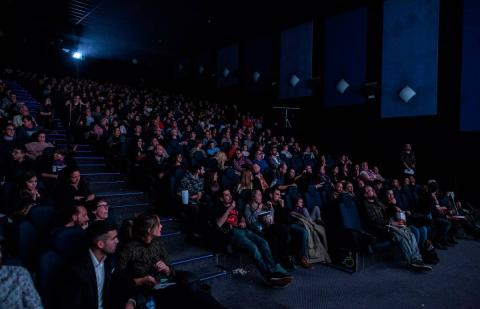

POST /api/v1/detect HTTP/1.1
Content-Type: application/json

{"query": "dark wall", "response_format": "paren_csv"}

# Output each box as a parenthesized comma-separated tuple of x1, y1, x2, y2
(181, 0, 478, 203)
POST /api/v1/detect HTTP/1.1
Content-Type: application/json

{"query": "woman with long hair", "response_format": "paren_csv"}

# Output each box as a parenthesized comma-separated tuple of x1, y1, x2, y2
(118, 213, 224, 308)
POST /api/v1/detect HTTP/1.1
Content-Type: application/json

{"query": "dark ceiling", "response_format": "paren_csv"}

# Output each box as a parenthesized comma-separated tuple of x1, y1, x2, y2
(2, 0, 370, 65)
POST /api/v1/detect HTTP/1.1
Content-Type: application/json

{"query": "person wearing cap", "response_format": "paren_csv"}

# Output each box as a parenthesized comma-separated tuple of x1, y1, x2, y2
(0, 234, 43, 308)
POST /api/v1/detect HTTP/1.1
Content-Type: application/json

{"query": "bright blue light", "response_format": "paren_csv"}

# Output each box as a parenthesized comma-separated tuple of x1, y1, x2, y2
(72, 52, 83, 59)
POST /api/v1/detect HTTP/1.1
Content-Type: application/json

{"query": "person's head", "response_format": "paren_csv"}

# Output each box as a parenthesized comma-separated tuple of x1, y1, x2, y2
(373, 180, 383, 192)
(69, 169, 81, 186)
(65, 205, 89, 229)
(221, 189, 233, 205)
(278, 163, 288, 174)
(294, 196, 304, 208)
(304, 165, 313, 174)
(427, 180, 439, 194)
(386, 190, 396, 204)
(3, 124, 15, 138)
(53, 149, 66, 161)
(87, 220, 118, 254)
(335, 181, 344, 193)
(345, 182, 354, 194)
(392, 179, 400, 189)
(356, 178, 365, 189)
(154, 144, 166, 157)
(36, 131, 47, 143)
(409, 176, 416, 186)
(11, 147, 26, 161)
(252, 163, 261, 175)
(373, 166, 380, 174)
(235, 148, 242, 159)
(20, 105, 30, 116)
(91, 199, 109, 221)
(254, 150, 264, 161)
(403, 177, 411, 186)
(133, 213, 162, 240)
(331, 165, 339, 175)
(206, 170, 218, 184)
(360, 161, 369, 171)
(404, 143, 412, 152)
(192, 165, 205, 177)
(113, 127, 121, 137)
(288, 168, 296, 179)
(22, 116, 33, 128)
(269, 187, 282, 202)
(364, 185, 376, 200)
(134, 124, 142, 135)
(251, 189, 263, 204)
(20, 171, 37, 191)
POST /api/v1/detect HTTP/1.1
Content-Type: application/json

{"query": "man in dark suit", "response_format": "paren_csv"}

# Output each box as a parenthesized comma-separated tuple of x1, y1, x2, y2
(60, 220, 135, 309)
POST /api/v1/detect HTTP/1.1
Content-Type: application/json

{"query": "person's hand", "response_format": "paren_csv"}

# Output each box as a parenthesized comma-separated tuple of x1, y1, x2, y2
(405, 211, 411, 216)
(74, 196, 85, 201)
(154, 260, 171, 275)
(134, 275, 158, 287)
(239, 218, 246, 229)
(279, 199, 285, 208)
(266, 201, 273, 209)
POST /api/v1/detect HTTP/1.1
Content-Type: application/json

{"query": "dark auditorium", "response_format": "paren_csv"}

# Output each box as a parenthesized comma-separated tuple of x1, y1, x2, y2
(1, 0, 480, 308)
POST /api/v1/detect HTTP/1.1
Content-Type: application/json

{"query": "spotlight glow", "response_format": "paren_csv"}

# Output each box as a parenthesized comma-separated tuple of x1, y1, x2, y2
(72, 51, 83, 59)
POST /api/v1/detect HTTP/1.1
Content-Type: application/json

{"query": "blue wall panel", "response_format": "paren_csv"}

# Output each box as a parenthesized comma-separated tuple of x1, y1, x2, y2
(244, 35, 273, 93)
(217, 44, 239, 88)
(280, 22, 313, 99)
(324, 7, 367, 107)
(381, 0, 440, 118)
(460, 0, 480, 131)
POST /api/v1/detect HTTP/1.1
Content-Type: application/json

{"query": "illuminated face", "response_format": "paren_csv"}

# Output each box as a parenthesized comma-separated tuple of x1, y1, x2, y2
(38, 133, 46, 143)
(70, 171, 81, 185)
(4, 125, 15, 137)
(222, 190, 233, 204)
(26, 176, 38, 191)
(101, 230, 119, 254)
(75, 206, 89, 229)
(364, 186, 375, 199)
(95, 201, 109, 220)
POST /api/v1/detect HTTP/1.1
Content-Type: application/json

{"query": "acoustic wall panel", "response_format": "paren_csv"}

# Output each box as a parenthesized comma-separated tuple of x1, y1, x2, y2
(244, 35, 274, 93)
(279, 22, 313, 99)
(324, 7, 368, 107)
(381, 0, 440, 118)
(217, 44, 239, 88)
(460, 0, 480, 132)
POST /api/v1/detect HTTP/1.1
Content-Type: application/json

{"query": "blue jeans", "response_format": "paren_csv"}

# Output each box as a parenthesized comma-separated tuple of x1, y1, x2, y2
(409, 225, 428, 247)
(289, 223, 309, 259)
(231, 228, 277, 275)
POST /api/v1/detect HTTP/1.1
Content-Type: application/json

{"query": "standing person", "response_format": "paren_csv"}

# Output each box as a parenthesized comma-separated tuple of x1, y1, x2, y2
(401, 143, 416, 176)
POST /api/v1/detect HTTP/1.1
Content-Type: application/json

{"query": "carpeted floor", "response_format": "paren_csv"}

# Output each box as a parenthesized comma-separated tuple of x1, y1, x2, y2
(212, 239, 480, 309)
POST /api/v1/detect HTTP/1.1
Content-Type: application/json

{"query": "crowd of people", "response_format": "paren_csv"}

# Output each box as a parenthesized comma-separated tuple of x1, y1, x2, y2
(1, 69, 480, 308)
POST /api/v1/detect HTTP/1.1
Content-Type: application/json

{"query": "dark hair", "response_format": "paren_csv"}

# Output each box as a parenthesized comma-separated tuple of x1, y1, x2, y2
(87, 220, 117, 246)
(132, 213, 160, 240)
(17, 170, 37, 187)
(61, 204, 85, 225)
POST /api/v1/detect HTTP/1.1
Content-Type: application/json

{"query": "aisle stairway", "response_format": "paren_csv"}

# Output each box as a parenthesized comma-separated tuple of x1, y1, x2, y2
(10, 80, 229, 284)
